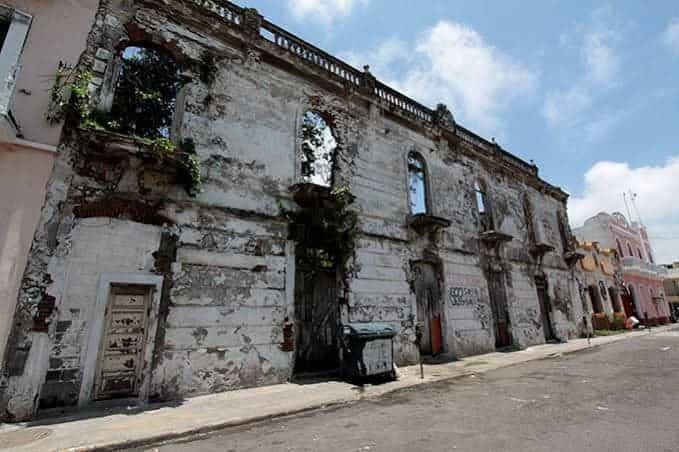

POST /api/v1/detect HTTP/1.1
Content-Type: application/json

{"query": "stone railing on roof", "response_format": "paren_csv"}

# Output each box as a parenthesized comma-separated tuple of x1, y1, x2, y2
(191, 0, 552, 187)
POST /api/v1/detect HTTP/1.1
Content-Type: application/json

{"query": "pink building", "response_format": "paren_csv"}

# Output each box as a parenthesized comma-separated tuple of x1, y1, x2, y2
(0, 1, 99, 365)
(574, 212, 669, 324)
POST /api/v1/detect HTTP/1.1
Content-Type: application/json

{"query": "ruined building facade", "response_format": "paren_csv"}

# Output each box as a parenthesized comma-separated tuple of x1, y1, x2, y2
(1, 0, 585, 421)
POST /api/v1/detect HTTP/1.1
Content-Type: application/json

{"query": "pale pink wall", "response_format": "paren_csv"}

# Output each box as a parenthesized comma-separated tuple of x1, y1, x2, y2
(9, 0, 99, 146)
(0, 0, 98, 364)
(0, 143, 54, 363)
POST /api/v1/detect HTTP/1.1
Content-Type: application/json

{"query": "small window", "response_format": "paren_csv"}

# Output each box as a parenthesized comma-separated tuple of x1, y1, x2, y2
(0, 19, 10, 52)
(522, 194, 535, 243)
(407, 152, 427, 214)
(616, 239, 624, 258)
(637, 248, 643, 260)
(557, 212, 571, 252)
(474, 180, 486, 214)
(627, 243, 634, 258)
(108, 46, 182, 139)
(300, 110, 337, 187)
(474, 180, 493, 231)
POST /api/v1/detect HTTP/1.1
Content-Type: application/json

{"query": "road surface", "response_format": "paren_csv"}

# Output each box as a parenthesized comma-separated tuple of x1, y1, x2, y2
(134, 330, 679, 452)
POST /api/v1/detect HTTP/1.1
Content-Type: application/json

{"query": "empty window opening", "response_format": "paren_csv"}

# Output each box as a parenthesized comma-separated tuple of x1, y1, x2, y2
(109, 46, 181, 139)
(637, 248, 643, 260)
(407, 152, 428, 215)
(474, 180, 493, 231)
(616, 239, 624, 258)
(300, 111, 337, 187)
(557, 212, 571, 252)
(627, 242, 634, 258)
(0, 19, 10, 52)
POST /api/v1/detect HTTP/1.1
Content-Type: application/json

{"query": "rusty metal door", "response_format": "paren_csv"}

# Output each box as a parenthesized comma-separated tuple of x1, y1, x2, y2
(412, 262, 443, 356)
(535, 277, 556, 342)
(294, 269, 339, 373)
(94, 285, 151, 400)
(488, 272, 512, 348)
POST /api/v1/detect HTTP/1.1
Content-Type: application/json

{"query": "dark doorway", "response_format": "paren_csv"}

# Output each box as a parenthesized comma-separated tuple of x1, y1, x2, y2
(294, 268, 340, 374)
(412, 261, 444, 356)
(535, 277, 556, 342)
(488, 272, 512, 349)
(621, 286, 638, 319)
(588, 285, 604, 314)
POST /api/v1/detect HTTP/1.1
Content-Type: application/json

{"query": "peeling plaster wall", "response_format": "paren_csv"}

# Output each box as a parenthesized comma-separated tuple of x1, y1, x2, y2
(2, 0, 582, 420)
(38, 218, 162, 409)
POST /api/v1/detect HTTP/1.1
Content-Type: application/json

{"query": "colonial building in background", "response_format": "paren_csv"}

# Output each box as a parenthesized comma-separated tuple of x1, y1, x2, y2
(0, 1, 99, 367)
(663, 263, 679, 322)
(574, 212, 669, 325)
(1, 0, 584, 421)
(575, 240, 626, 330)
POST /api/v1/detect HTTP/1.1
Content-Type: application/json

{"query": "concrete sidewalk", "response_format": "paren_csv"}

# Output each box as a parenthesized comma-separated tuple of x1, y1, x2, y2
(1, 325, 675, 452)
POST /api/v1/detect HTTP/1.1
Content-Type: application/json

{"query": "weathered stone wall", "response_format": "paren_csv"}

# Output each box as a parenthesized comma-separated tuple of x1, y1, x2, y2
(2, 0, 583, 420)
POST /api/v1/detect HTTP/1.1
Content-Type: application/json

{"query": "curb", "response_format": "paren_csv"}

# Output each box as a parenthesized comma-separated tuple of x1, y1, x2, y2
(46, 325, 679, 451)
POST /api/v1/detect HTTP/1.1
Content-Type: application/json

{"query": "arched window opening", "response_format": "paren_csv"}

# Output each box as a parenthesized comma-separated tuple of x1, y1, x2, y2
(557, 212, 572, 252)
(474, 180, 492, 231)
(637, 248, 643, 260)
(588, 285, 604, 314)
(627, 242, 634, 258)
(407, 152, 428, 215)
(616, 239, 624, 258)
(300, 111, 337, 187)
(609, 287, 622, 313)
(522, 194, 536, 243)
(109, 46, 182, 139)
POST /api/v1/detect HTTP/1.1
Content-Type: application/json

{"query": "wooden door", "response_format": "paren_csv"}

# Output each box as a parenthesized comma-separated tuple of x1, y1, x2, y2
(488, 272, 512, 348)
(412, 262, 443, 356)
(535, 278, 556, 342)
(294, 269, 339, 373)
(94, 285, 150, 400)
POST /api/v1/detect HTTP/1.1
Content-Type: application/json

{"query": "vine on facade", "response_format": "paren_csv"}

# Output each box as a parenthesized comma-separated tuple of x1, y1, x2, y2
(46, 61, 202, 196)
(281, 186, 359, 276)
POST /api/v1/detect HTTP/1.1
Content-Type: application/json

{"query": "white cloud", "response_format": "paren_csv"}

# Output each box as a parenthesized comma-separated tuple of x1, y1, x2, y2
(342, 21, 537, 133)
(287, 0, 368, 24)
(569, 157, 679, 264)
(582, 27, 619, 85)
(542, 9, 622, 132)
(542, 85, 592, 128)
(662, 17, 679, 55)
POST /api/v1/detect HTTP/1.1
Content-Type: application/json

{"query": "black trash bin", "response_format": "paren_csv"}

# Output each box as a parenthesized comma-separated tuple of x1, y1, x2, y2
(342, 323, 397, 380)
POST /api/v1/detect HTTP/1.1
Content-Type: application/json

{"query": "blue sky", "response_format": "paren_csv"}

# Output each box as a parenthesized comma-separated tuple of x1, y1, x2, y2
(238, 0, 679, 263)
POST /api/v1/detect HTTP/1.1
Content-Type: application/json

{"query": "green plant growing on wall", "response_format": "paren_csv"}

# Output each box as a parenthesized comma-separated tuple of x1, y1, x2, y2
(281, 186, 359, 275)
(108, 46, 182, 139)
(138, 137, 201, 197)
(46, 62, 94, 125)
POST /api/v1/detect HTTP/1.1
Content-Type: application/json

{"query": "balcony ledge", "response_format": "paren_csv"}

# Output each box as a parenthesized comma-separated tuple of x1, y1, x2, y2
(406, 213, 452, 234)
(479, 230, 513, 244)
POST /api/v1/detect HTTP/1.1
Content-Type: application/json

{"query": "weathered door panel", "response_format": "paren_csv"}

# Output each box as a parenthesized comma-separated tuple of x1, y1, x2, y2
(535, 278, 556, 342)
(94, 286, 150, 400)
(294, 269, 340, 372)
(488, 272, 512, 348)
(412, 262, 443, 356)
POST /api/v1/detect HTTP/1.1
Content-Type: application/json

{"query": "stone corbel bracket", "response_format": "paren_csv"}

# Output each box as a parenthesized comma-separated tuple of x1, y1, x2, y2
(406, 213, 452, 236)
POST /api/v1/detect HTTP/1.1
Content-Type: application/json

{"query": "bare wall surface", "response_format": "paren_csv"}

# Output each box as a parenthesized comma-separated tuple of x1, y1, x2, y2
(0, 144, 54, 366)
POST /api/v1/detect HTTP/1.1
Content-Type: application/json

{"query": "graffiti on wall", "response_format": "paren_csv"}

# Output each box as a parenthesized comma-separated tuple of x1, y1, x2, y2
(448, 287, 481, 306)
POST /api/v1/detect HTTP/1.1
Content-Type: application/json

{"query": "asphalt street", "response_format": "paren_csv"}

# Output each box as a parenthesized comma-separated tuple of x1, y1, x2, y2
(136, 330, 679, 452)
